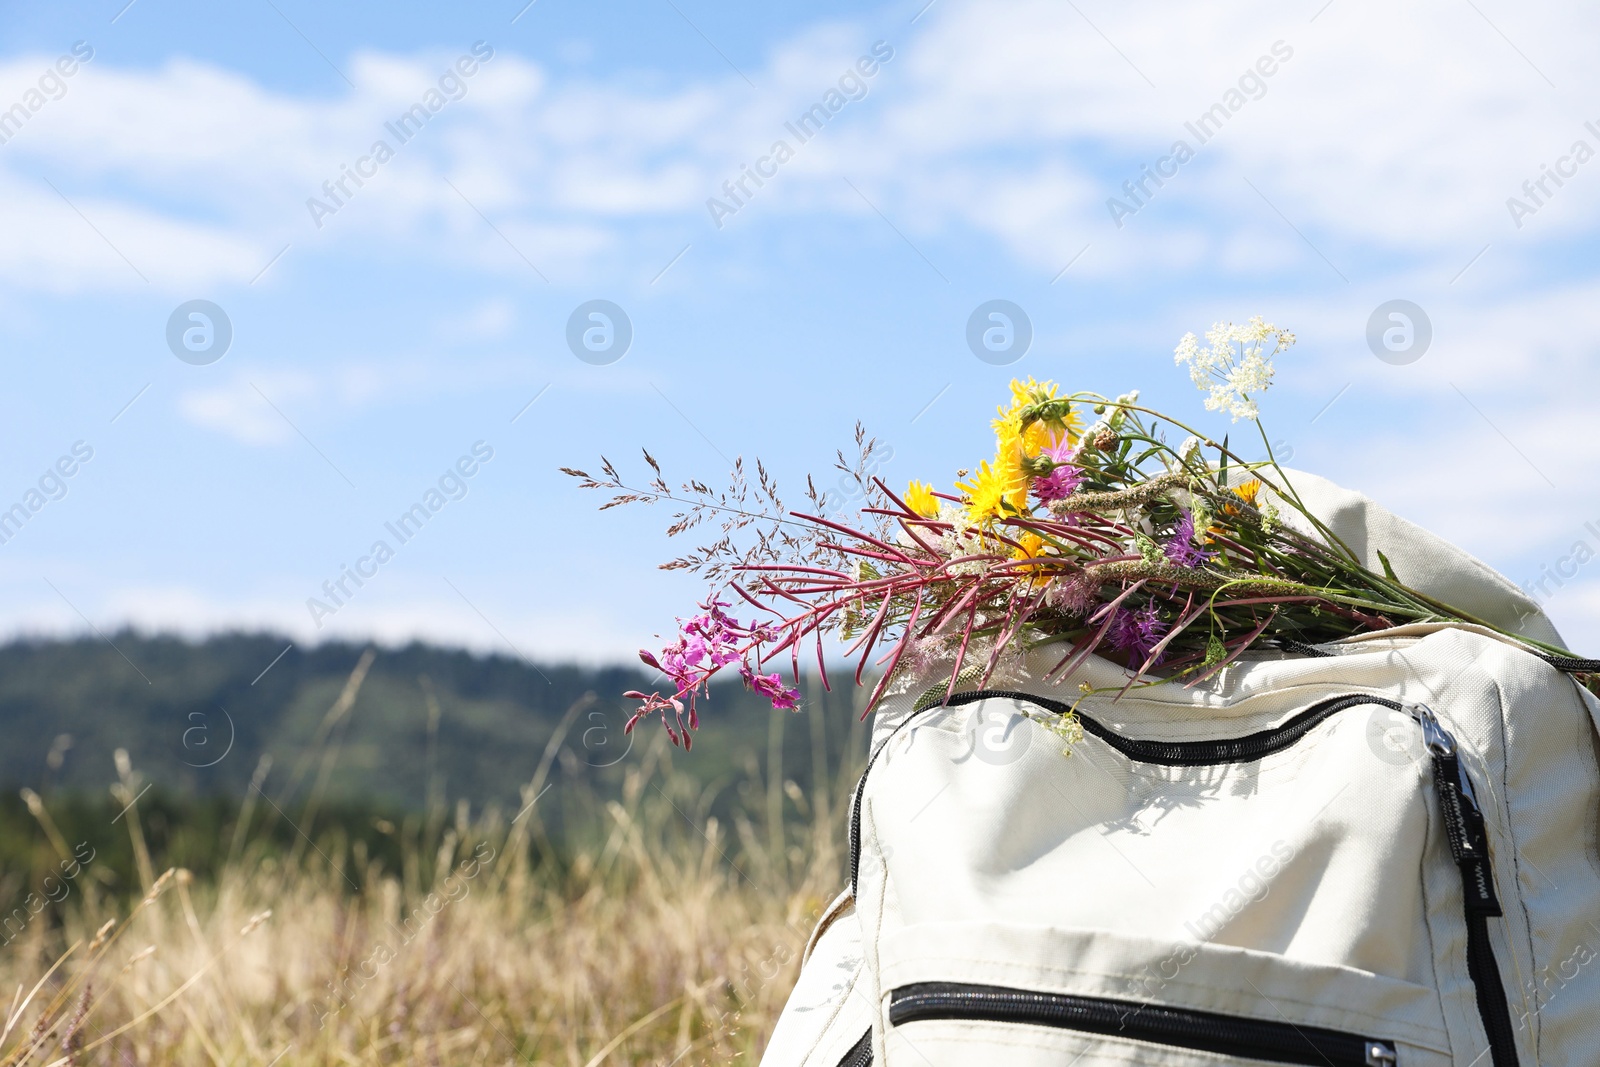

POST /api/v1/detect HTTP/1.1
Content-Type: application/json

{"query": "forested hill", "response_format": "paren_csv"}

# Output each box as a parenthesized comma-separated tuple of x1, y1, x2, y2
(0, 632, 868, 813)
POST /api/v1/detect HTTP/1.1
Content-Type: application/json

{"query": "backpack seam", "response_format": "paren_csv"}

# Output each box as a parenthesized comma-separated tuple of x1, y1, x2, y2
(1569, 682, 1600, 915)
(802, 891, 856, 967)
(1487, 673, 1539, 1062)
(866, 797, 889, 1063)
(1415, 776, 1452, 1061)
(796, 952, 865, 1067)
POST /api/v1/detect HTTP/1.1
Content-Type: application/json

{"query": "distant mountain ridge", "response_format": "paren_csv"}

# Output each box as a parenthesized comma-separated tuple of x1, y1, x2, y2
(0, 631, 867, 815)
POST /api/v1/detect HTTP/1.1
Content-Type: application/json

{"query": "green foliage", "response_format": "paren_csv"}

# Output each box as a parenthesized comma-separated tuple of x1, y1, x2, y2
(0, 632, 872, 922)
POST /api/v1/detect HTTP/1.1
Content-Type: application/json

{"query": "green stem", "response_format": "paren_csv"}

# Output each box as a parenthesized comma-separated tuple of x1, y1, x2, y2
(1251, 416, 1360, 565)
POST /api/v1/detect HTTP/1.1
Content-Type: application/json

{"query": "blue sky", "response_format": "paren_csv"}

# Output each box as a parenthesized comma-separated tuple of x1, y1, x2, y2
(1, 0, 1598, 663)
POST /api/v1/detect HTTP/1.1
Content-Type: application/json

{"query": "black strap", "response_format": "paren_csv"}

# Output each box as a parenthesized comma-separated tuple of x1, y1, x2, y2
(835, 1028, 872, 1067)
(1530, 651, 1600, 673)
(1274, 638, 1335, 659)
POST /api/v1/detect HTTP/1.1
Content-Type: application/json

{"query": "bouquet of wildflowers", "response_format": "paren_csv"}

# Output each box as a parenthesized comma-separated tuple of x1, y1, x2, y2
(567, 318, 1586, 747)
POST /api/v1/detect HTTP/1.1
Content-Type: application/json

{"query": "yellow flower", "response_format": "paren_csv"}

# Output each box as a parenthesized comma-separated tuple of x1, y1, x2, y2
(991, 432, 1031, 515)
(1011, 530, 1054, 588)
(956, 460, 1012, 526)
(1223, 478, 1263, 516)
(961, 379, 1084, 528)
(904, 480, 940, 519)
(992, 377, 1082, 456)
(958, 438, 1030, 527)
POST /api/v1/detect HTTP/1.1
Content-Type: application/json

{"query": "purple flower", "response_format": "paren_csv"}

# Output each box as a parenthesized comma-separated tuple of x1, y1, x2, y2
(637, 595, 795, 744)
(679, 634, 709, 666)
(1047, 572, 1100, 618)
(1164, 510, 1213, 569)
(1032, 438, 1084, 504)
(1108, 604, 1167, 665)
(740, 664, 800, 710)
(671, 597, 750, 672)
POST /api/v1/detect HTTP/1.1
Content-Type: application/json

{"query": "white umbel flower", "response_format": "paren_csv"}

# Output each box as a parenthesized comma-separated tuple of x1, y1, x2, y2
(1173, 316, 1295, 421)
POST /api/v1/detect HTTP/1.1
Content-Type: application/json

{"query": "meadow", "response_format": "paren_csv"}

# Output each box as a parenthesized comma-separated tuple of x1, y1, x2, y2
(0, 652, 866, 1067)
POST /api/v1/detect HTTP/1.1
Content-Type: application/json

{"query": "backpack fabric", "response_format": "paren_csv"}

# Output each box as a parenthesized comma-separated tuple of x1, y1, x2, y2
(761, 473, 1600, 1066)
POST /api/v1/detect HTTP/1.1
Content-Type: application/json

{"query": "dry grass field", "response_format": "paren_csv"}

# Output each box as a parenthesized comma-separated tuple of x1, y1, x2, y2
(0, 670, 859, 1067)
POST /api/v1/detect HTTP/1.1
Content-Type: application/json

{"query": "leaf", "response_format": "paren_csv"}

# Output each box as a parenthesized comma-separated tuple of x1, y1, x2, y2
(1376, 549, 1399, 582)
(1132, 445, 1164, 467)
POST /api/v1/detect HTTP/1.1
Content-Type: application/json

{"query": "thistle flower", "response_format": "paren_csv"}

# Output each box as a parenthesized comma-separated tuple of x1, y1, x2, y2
(1108, 604, 1167, 665)
(1030, 437, 1084, 504)
(1047, 571, 1100, 617)
(1164, 510, 1213, 568)
(1174, 317, 1295, 421)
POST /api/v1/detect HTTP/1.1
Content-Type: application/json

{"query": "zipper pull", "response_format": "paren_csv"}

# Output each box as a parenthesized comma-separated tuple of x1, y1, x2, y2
(1412, 701, 1455, 758)
(1366, 1040, 1399, 1066)
(1410, 703, 1501, 917)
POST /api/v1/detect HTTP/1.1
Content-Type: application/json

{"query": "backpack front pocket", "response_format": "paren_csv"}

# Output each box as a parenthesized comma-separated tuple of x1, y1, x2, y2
(853, 691, 1523, 1065)
(877, 923, 1446, 1066)
(890, 982, 1396, 1065)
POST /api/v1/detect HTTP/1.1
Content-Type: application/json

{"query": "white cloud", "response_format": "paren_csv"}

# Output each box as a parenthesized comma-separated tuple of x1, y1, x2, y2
(172, 354, 562, 445)
(176, 372, 312, 445)
(3, 3, 1599, 660)
(440, 297, 517, 342)
(0, 170, 265, 293)
(0, 4, 1595, 289)
(0, 577, 643, 666)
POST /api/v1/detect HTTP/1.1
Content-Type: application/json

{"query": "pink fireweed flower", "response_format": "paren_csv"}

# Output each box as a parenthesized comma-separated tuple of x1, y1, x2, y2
(741, 664, 800, 711)
(1164, 510, 1214, 569)
(631, 596, 796, 746)
(1031, 438, 1084, 505)
(1108, 603, 1167, 665)
(622, 687, 694, 749)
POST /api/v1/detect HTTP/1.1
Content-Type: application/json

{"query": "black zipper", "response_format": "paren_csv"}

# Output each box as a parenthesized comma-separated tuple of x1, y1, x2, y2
(946, 689, 1387, 766)
(849, 690, 1522, 1066)
(848, 690, 1379, 891)
(890, 982, 1397, 1066)
(833, 1028, 871, 1067)
(1414, 705, 1520, 1067)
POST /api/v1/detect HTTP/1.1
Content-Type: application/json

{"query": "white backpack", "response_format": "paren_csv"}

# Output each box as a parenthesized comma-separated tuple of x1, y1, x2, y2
(761, 473, 1600, 1067)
